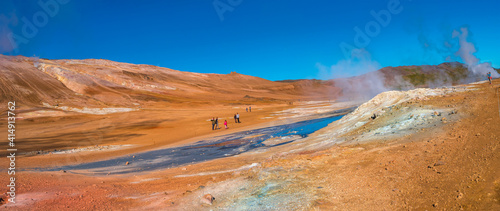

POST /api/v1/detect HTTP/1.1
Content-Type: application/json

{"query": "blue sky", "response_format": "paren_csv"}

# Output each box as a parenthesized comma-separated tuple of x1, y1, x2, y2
(1, 0, 499, 80)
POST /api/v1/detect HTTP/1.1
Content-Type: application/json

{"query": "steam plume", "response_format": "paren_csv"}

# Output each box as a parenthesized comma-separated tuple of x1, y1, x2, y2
(452, 27, 499, 77)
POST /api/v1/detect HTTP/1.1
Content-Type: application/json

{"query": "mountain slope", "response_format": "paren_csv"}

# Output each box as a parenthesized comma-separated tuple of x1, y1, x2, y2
(0, 56, 339, 111)
(281, 62, 495, 100)
(0, 55, 494, 111)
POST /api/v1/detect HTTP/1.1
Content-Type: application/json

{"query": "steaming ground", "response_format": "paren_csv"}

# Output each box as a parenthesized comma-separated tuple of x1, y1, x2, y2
(1, 55, 499, 210)
(169, 80, 499, 210)
(5, 79, 499, 210)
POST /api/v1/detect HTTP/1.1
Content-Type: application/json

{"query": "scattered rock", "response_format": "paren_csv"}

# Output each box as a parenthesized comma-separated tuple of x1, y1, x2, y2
(125, 162, 129, 165)
(182, 167, 187, 171)
(476, 133, 481, 136)
(433, 203, 438, 207)
(201, 194, 215, 205)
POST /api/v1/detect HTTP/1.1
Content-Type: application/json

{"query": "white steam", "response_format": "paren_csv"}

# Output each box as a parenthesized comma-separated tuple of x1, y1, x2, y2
(316, 49, 389, 100)
(452, 27, 499, 77)
(317, 49, 381, 79)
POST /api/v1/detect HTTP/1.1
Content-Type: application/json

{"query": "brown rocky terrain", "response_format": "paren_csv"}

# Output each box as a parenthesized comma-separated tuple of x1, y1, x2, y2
(0, 55, 498, 210)
(0, 55, 341, 110)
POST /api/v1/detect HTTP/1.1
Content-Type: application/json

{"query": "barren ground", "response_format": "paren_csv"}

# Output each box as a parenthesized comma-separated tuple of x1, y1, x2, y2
(0, 79, 499, 210)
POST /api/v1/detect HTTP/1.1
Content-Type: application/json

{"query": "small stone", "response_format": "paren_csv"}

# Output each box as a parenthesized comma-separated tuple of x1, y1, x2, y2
(201, 194, 215, 205)
(434, 161, 445, 166)
(182, 167, 187, 171)
(476, 133, 481, 136)
(433, 203, 438, 207)
(126, 162, 129, 165)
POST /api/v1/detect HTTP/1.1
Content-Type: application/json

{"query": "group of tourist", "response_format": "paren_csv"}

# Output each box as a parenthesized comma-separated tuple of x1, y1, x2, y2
(210, 117, 228, 130)
(234, 113, 240, 123)
(210, 108, 249, 130)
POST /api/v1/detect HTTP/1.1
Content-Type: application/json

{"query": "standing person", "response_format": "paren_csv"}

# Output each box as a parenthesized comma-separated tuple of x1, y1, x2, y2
(236, 113, 240, 123)
(249, 106, 251, 112)
(215, 117, 219, 129)
(211, 117, 215, 130)
(234, 114, 237, 123)
(246, 107, 248, 112)
(224, 120, 228, 129)
(488, 72, 492, 84)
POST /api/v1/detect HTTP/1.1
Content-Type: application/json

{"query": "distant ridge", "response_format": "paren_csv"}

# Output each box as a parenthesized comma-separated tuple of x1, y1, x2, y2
(0, 55, 495, 111)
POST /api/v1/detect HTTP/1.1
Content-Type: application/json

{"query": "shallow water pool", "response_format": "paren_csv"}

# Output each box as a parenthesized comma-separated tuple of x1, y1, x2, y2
(46, 109, 352, 175)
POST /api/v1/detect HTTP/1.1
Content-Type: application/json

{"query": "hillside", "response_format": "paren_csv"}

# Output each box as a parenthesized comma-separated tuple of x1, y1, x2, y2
(1, 55, 496, 112)
(280, 62, 498, 100)
(0, 55, 340, 111)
